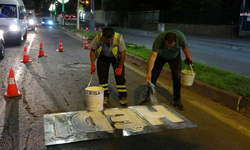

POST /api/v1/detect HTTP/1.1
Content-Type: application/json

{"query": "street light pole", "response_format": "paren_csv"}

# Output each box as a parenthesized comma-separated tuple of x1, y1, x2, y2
(62, 0, 65, 12)
(77, 0, 79, 29)
(90, 0, 95, 33)
(54, 3, 56, 17)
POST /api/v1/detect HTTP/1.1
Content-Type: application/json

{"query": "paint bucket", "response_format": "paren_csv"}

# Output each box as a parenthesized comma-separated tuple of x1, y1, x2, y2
(85, 86, 104, 112)
(181, 65, 195, 86)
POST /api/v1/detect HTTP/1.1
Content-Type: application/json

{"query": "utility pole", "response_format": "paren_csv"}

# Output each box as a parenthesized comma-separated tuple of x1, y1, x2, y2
(62, 0, 65, 25)
(77, 0, 80, 29)
(90, 0, 95, 33)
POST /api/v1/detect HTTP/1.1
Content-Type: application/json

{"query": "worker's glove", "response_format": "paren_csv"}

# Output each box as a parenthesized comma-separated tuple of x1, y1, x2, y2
(184, 55, 193, 65)
(115, 65, 123, 76)
(90, 63, 95, 75)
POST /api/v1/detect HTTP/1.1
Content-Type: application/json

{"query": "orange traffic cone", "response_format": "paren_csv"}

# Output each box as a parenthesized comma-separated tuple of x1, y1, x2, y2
(82, 38, 90, 49)
(57, 39, 65, 52)
(20, 46, 32, 63)
(4, 68, 22, 97)
(38, 42, 46, 57)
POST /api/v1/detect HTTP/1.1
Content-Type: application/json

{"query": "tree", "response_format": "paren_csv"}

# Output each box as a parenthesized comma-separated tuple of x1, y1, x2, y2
(23, 0, 35, 9)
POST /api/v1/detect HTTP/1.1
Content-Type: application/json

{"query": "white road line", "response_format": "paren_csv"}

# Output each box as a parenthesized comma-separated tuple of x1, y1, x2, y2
(16, 33, 35, 81)
(27, 33, 35, 51)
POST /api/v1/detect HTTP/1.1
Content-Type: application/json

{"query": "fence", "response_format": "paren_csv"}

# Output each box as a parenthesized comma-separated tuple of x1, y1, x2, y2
(128, 10, 160, 23)
(160, 7, 240, 25)
(127, 7, 240, 26)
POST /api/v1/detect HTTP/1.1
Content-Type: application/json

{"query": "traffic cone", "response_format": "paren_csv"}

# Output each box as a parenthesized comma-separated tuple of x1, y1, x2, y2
(82, 38, 90, 49)
(38, 42, 46, 57)
(98, 27, 102, 32)
(20, 46, 32, 63)
(57, 39, 65, 52)
(95, 27, 97, 31)
(4, 68, 22, 98)
(86, 26, 89, 31)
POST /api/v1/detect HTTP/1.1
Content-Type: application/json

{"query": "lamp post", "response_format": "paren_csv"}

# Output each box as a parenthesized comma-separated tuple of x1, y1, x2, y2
(77, 0, 80, 29)
(90, 0, 95, 33)
(54, 2, 56, 17)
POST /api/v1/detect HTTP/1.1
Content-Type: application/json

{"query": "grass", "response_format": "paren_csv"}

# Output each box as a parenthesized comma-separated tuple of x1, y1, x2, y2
(60, 25, 100, 39)
(126, 43, 250, 106)
(59, 25, 250, 106)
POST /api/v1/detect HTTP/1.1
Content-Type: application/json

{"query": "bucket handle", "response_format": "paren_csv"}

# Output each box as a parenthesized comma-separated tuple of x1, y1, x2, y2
(184, 64, 194, 74)
(87, 75, 93, 87)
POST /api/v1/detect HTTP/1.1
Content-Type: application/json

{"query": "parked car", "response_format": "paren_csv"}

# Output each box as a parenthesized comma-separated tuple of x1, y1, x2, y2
(41, 17, 53, 26)
(0, 30, 5, 60)
(26, 9, 37, 30)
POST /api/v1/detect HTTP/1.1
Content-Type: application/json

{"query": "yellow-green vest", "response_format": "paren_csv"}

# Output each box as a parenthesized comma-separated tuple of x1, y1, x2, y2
(95, 32, 122, 60)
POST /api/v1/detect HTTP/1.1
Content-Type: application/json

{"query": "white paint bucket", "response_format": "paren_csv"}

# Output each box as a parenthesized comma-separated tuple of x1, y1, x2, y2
(181, 65, 196, 86)
(85, 86, 104, 112)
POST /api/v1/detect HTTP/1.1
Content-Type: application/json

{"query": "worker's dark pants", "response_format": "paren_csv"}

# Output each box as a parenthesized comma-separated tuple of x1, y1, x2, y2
(150, 53, 182, 101)
(97, 54, 127, 99)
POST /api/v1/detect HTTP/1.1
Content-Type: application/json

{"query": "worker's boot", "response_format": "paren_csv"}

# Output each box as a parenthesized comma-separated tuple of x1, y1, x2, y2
(172, 99, 184, 110)
(119, 97, 128, 105)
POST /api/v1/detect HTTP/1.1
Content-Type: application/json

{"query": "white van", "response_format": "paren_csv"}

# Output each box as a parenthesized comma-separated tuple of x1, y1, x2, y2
(0, 0, 27, 45)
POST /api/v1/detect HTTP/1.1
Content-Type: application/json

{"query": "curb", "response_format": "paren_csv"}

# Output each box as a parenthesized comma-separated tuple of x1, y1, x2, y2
(126, 53, 242, 112)
(58, 26, 86, 40)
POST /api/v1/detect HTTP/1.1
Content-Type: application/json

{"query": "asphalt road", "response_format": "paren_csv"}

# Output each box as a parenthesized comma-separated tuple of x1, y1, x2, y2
(0, 19, 250, 150)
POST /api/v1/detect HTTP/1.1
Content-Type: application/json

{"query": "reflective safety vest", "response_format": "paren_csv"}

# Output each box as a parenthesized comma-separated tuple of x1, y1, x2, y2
(95, 32, 122, 60)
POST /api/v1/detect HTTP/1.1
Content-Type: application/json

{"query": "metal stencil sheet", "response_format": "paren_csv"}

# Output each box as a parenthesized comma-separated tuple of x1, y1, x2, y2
(44, 104, 196, 145)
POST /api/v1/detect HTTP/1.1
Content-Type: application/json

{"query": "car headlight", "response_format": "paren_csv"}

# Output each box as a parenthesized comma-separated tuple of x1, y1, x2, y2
(48, 21, 53, 25)
(29, 19, 35, 25)
(9, 25, 19, 31)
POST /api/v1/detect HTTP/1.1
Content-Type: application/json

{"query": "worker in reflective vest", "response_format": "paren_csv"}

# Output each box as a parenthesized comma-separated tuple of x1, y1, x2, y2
(90, 27, 127, 105)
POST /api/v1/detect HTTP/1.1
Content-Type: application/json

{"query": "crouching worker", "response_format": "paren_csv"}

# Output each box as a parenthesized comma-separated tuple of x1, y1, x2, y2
(89, 27, 128, 105)
(139, 30, 193, 110)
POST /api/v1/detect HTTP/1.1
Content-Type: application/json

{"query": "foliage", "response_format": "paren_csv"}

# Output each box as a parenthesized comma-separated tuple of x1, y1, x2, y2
(23, 0, 35, 9)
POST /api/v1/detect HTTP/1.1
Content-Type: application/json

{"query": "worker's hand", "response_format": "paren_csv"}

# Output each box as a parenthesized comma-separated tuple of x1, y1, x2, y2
(115, 65, 123, 76)
(145, 73, 151, 83)
(90, 63, 95, 75)
(184, 54, 193, 65)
